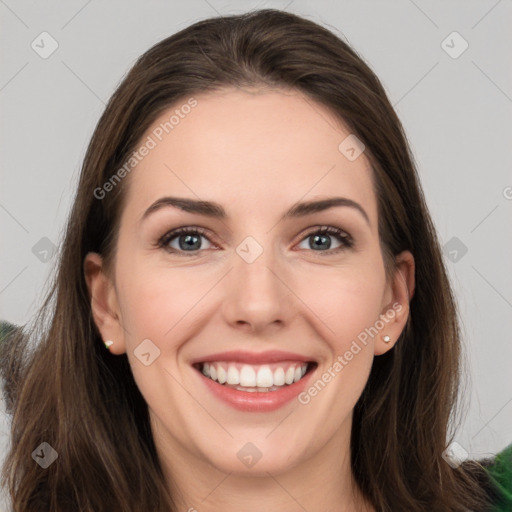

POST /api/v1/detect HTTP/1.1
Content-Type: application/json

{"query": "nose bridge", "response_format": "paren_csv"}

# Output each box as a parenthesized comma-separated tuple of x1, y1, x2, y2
(222, 231, 294, 328)
(235, 232, 282, 295)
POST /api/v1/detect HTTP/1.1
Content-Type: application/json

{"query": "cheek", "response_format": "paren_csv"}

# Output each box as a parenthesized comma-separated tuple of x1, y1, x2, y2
(295, 260, 387, 346)
(295, 269, 385, 411)
(114, 247, 206, 341)
(114, 262, 190, 410)
(116, 275, 171, 339)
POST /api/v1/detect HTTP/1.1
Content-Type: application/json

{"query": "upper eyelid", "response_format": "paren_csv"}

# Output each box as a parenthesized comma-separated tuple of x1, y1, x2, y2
(159, 225, 353, 248)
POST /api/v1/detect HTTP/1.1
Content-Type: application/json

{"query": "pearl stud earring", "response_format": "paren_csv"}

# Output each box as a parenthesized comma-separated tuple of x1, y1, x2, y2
(382, 335, 391, 343)
(104, 340, 114, 349)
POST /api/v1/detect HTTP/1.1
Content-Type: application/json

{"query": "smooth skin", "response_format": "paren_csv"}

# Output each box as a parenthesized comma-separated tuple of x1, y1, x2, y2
(85, 87, 415, 512)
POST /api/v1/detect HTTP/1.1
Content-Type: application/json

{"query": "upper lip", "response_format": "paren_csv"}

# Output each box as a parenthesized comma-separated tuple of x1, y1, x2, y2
(190, 350, 316, 365)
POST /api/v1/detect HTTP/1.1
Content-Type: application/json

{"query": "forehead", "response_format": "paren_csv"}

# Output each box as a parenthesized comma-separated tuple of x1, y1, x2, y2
(122, 87, 377, 225)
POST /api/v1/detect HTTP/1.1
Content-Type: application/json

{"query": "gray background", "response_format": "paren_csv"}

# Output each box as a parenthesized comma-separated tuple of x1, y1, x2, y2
(1, 1, 511, 508)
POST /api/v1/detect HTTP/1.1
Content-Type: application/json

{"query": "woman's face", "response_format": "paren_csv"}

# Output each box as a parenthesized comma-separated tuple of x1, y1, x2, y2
(86, 87, 414, 478)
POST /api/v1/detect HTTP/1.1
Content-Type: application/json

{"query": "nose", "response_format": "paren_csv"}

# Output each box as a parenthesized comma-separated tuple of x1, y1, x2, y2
(221, 239, 296, 333)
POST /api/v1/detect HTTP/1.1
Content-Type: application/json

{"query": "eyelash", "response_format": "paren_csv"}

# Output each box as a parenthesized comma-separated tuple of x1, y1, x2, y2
(157, 225, 354, 257)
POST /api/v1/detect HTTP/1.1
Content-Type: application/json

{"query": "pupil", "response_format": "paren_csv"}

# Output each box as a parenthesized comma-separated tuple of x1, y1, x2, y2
(180, 234, 200, 250)
(312, 234, 330, 250)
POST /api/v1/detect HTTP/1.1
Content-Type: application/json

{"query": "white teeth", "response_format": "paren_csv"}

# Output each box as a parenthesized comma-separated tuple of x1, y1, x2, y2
(217, 365, 227, 384)
(256, 365, 273, 388)
(227, 366, 240, 385)
(240, 365, 256, 387)
(285, 367, 295, 385)
(273, 367, 285, 386)
(200, 361, 310, 389)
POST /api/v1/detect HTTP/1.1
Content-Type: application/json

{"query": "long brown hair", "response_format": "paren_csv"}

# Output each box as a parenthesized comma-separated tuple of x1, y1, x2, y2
(0, 9, 498, 511)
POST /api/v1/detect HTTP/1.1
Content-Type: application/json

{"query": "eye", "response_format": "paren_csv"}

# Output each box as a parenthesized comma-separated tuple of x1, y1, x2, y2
(296, 226, 354, 254)
(158, 227, 215, 256)
(157, 225, 354, 256)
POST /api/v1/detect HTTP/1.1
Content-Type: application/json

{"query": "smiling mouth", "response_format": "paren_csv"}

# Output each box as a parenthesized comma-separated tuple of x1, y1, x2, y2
(193, 361, 317, 392)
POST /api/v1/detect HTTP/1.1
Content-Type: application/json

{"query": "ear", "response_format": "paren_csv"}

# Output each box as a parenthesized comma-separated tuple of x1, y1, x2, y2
(374, 250, 415, 356)
(83, 252, 126, 355)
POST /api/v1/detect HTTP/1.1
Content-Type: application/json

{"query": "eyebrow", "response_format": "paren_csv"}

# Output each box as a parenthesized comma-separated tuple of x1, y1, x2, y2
(140, 196, 370, 225)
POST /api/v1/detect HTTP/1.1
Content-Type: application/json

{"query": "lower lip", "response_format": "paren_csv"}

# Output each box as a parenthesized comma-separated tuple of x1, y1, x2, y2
(194, 365, 316, 412)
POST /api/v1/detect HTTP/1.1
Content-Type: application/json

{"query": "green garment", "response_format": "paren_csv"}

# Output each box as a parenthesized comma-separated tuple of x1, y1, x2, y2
(0, 321, 510, 509)
(487, 442, 512, 511)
